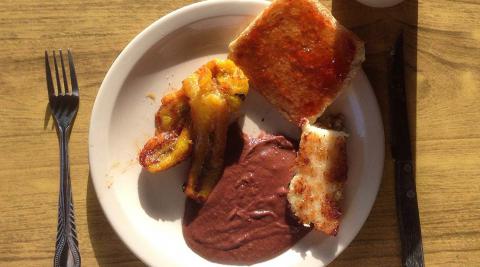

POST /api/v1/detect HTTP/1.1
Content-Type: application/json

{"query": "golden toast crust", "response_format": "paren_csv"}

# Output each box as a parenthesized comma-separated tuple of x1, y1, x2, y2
(229, 0, 364, 125)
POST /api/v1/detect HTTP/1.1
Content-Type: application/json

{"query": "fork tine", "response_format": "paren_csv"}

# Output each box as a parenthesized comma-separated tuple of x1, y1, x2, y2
(45, 50, 55, 99)
(53, 50, 62, 95)
(59, 49, 69, 94)
(67, 49, 79, 97)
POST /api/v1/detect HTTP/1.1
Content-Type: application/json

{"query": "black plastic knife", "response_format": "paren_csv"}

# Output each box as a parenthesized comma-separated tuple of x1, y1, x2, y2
(389, 34, 425, 267)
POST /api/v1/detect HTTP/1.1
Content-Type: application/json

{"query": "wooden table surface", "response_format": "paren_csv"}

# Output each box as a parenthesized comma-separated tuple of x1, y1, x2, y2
(1, 0, 479, 266)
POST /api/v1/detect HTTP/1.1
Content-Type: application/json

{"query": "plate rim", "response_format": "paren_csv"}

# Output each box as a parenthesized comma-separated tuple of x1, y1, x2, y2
(88, 0, 385, 266)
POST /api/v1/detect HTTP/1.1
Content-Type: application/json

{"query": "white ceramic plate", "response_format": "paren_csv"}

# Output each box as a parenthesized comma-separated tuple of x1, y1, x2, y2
(89, 1, 385, 266)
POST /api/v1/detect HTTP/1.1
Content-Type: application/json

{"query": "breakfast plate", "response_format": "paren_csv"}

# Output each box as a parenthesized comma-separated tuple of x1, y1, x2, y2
(89, 0, 385, 266)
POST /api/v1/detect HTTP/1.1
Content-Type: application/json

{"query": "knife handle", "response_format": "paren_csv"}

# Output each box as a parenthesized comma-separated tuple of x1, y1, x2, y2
(395, 160, 425, 267)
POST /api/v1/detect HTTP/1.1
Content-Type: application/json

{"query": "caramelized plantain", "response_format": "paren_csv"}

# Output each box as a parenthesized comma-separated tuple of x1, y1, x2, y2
(183, 59, 249, 202)
(139, 128, 192, 172)
(139, 90, 193, 172)
(139, 59, 248, 202)
(155, 90, 190, 133)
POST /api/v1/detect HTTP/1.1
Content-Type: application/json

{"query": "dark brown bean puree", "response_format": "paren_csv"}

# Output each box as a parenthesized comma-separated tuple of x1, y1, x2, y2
(182, 127, 310, 265)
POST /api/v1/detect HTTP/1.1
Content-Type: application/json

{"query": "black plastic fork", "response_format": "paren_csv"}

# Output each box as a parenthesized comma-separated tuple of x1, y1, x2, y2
(45, 49, 81, 267)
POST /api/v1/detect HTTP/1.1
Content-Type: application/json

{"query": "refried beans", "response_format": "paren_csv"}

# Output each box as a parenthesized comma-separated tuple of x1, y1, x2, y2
(182, 126, 310, 264)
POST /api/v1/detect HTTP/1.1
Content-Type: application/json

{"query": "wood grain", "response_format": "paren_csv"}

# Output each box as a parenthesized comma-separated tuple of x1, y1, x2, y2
(0, 0, 479, 266)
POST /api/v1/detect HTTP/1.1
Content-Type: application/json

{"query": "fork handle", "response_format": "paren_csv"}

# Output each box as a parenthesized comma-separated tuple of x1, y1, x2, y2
(54, 128, 81, 267)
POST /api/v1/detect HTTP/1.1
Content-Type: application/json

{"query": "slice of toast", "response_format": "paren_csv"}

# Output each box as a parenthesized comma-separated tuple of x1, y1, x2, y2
(229, 0, 364, 126)
(287, 119, 348, 236)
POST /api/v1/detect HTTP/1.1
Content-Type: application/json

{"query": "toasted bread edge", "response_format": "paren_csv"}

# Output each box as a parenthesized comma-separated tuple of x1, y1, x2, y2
(229, 0, 365, 125)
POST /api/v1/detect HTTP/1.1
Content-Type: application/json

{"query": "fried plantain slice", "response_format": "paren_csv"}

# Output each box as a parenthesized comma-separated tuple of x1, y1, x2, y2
(139, 59, 248, 202)
(155, 90, 190, 133)
(139, 128, 192, 172)
(139, 90, 193, 172)
(183, 59, 249, 202)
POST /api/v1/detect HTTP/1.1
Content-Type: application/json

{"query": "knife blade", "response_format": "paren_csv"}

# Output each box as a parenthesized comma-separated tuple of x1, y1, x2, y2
(389, 34, 425, 267)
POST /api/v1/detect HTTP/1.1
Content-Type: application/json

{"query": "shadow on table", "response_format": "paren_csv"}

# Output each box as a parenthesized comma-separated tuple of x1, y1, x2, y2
(331, 0, 418, 155)
(328, 0, 418, 266)
(86, 175, 145, 267)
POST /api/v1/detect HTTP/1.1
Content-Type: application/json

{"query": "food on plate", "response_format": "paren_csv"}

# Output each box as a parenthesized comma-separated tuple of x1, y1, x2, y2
(183, 59, 249, 202)
(138, 59, 249, 202)
(316, 113, 346, 132)
(139, 0, 363, 263)
(183, 125, 310, 265)
(288, 119, 348, 236)
(228, 0, 365, 126)
(139, 90, 192, 172)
